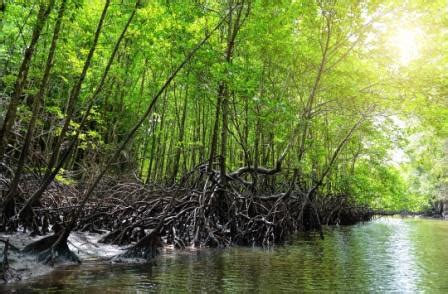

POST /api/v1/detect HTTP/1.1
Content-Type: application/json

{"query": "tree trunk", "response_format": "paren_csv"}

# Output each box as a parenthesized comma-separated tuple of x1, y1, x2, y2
(45, 0, 111, 174)
(15, 0, 120, 220)
(2, 0, 66, 225)
(171, 82, 189, 182)
(0, 0, 54, 159)
(297, 13, 332, 162)
(218, 0, 248, 187)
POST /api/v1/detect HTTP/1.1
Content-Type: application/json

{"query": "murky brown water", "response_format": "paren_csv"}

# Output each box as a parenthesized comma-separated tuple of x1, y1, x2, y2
(2, 217, 448, 293)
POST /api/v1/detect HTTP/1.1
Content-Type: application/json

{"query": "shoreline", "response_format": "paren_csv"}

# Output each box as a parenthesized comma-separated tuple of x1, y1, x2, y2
(3, 214, 445, 285)
(0, 230, 126, 283)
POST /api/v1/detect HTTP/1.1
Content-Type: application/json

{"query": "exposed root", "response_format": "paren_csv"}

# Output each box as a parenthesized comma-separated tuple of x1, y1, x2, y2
(118, 230, 162, 261)
(0, 239, 21, 283)
(1, 196, 17, 232)
(23, 229, 80, 265)
(1, 165, 373, 266)
(37, 240, 80, 266)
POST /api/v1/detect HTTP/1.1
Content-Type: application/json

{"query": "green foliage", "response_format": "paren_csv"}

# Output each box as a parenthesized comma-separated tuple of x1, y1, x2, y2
(1, 0, 447, 212)
(55, 168, 76, 186)
(350, 161, 427, 212)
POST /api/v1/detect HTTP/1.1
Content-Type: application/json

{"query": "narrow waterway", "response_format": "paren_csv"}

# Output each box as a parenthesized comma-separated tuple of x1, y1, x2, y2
(3, 217, 448, 293)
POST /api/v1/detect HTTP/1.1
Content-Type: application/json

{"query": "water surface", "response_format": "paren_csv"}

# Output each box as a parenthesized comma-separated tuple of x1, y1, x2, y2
(3, 217, 448, 293)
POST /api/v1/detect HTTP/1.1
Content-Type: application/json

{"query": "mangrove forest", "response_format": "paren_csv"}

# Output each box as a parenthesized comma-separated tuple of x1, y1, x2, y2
(0, 0, 447, 291)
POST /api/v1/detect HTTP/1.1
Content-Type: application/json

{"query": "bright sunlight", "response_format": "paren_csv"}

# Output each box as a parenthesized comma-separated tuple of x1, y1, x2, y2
(1, 1, 448, 292)
(389, 28, 422, 65)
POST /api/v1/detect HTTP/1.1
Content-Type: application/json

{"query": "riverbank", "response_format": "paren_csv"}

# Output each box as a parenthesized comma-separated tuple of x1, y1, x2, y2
(2, 217, 448, 292)
(0, 230, 127, 282)
(0, 172, 374, 283)
(2, 213, 444, 284)
(373, 208, 448, 219)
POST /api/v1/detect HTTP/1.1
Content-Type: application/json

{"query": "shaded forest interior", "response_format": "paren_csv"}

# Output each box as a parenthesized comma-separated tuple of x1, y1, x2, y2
(0, 0, 446, 272)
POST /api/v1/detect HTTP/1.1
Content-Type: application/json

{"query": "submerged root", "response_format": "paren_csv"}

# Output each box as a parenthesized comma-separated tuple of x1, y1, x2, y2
(22, 234, 59, 255)
(1, 166, 373, 266)
(0, 239, 21, 283)
(22, 229, 80, 265)
(1, 197, 18, 232)
(118, 230, 162, 261)
(79, 174, 373, 249)
(37, 240, 80, 265)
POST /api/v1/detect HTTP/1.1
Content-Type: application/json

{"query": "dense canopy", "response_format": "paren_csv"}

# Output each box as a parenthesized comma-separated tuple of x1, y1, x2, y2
(0, 0, 447, 264)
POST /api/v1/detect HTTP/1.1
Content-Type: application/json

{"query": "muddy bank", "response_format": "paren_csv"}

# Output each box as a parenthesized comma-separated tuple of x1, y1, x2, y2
(0, 230, 127, 282)
(3, 218, 448, 293)
(0, 171, 373, 283)
(425, 200, 448, 219)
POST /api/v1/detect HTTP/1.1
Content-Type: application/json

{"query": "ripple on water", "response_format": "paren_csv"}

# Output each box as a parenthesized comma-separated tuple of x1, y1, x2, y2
(2, 217, 448, 293)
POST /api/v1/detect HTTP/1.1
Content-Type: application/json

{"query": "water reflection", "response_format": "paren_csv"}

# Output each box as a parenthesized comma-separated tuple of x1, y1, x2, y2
(2, 217, 448, 293)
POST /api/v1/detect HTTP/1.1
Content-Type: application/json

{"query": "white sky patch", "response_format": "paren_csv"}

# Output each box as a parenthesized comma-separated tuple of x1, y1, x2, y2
(389, 27, 423, 65)
(373, 114, 410, 166)
(389, 115, 409, 166)
(390, 148, 407, 165)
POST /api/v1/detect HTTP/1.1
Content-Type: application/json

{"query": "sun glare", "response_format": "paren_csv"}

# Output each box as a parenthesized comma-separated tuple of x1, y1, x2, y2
(389, 28, 422, 65)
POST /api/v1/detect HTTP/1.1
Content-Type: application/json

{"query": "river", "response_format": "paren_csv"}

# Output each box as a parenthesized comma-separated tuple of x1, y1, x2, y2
(2, 217, 448, 293)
